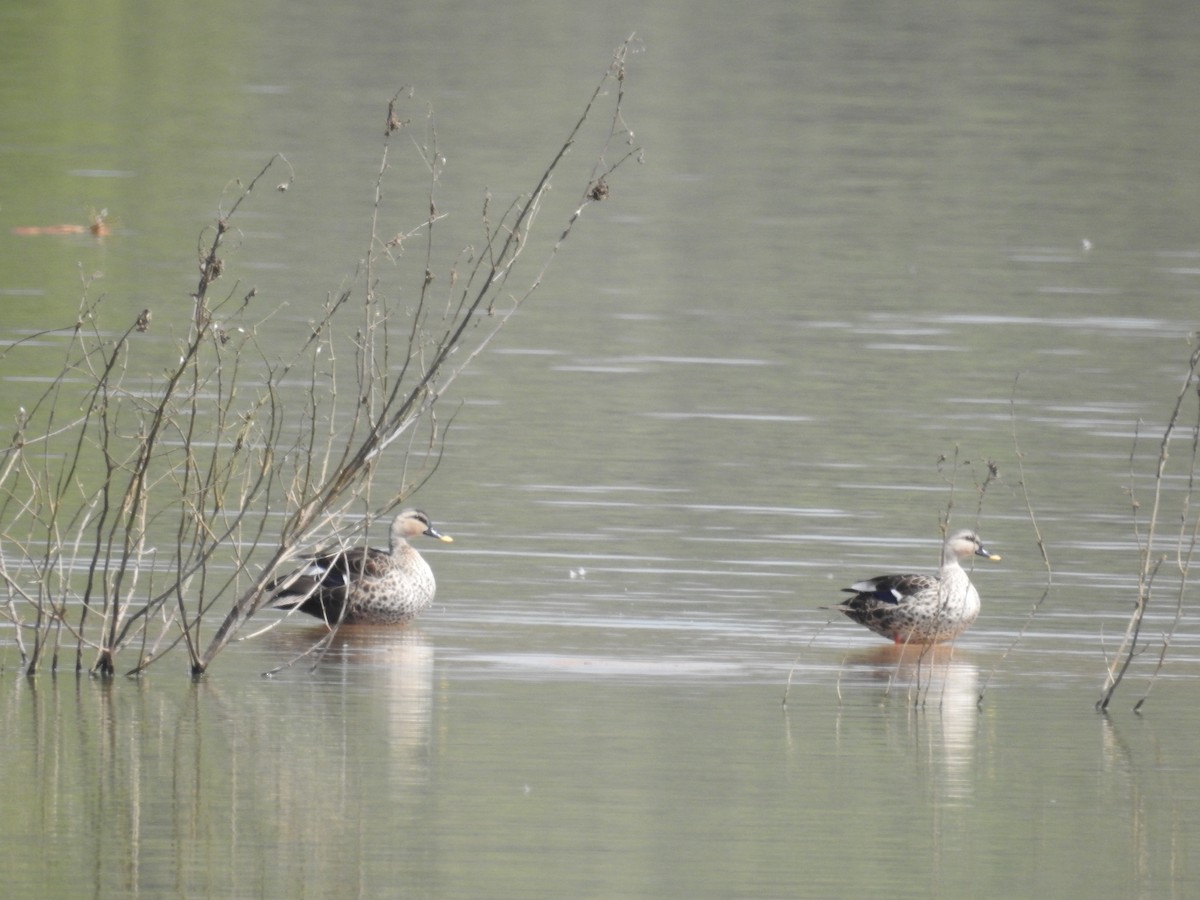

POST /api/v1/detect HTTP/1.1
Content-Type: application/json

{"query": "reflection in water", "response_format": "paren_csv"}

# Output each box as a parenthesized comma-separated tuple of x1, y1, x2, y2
(1098, 715, 1193, 892)
(262, 624, 436, 779)
(834, 644, 980, 804)
(0, 628, 434, 896)
(839, 644, 977, 706)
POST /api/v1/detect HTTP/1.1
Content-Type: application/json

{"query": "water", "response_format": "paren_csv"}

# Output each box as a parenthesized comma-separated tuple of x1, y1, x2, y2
(4, 0, 1200, 896)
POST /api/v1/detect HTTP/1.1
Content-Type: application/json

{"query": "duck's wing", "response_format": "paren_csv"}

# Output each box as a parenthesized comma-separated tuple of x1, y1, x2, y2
(266, 546, 391, 618)
(842, 572, 939, 605)
(310, 546, 392, 585)
(272, 587, 348, 623)
(270, 547, 387, 593)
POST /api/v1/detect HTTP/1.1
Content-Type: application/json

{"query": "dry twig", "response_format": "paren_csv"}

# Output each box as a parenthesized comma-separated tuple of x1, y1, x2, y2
(0, 37, 643, 678)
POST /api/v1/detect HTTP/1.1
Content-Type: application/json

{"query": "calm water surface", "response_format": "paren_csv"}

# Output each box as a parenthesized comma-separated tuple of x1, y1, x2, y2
(3, 0, 1200, 896)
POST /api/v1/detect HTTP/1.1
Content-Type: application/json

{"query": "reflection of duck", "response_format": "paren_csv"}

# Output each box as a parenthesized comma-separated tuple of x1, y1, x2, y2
(834, 643, 981, 799)
(268, 510, 453, 625)
(830, 530, 1000, 644)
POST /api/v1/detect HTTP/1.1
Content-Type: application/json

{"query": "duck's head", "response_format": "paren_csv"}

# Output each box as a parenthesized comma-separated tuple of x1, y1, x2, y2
(946, 529, 1001, 563)
(392, 509, 454, 545)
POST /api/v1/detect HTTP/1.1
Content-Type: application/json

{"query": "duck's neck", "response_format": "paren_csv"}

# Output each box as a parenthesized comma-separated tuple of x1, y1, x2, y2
(941, 548, 964, 571)
(389, 522, 412, 556)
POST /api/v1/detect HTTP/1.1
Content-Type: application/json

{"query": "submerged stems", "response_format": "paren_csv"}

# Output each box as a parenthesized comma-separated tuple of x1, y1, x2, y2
(1097, 344, 1200, 712)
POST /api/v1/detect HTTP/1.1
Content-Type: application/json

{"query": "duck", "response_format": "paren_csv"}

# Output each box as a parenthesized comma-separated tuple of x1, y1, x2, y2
(829, 529, 1001, 644)
(267, 509, 453, 625)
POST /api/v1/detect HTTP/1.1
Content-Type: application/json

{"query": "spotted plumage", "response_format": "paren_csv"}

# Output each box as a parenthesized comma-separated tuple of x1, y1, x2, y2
(829, 529, 1001, 644)
(268, 509, 453, 625)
